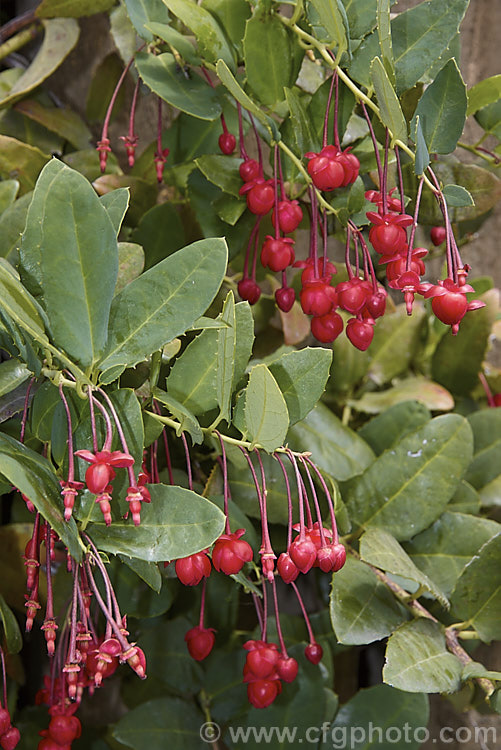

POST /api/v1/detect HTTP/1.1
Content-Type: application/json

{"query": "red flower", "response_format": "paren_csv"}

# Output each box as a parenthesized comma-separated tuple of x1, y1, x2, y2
(175, 551, 211, 586)
(212, 529, 253, 575)
(185, 626, 216, 661)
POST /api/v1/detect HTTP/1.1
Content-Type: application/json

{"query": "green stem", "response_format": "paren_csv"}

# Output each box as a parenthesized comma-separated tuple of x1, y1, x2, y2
(0, 24, 40, 62)
(458, 141, 500, 165)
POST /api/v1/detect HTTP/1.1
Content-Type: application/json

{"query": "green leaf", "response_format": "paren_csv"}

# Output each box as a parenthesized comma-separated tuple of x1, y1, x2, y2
(345, 415, 473, 541)
(467, 74, 501, 116)
(464, 408, 501, 490)
(330, 556, 408, 645)
(115, 243, 145, 296)
(377, 0, 394, 84)
(243, 8, 293, 107)
(139, 617, 204, 693)
(14, 99, 92, 151)
(404, 511, 500, 598)
(411, 59, 467, 154)
(450, 533, 501, 642)
(163, 0, 235, 70)
(463, 662, 501, 682)
(414, 116, 430, 175)
(202, 0, 251, 58)
(36, 0, 115, 16)
(442, 183, 474, 207)
(320, 684, 429, 750)
(288, 403, 374, 481)
(0, 359, 30, 398)
(145, 22, 201, 65)
(367, 304, 425, 385)
(268, 347, 332, 426)
(479, 475, 501, 509)
(216, 60, 279, 141)
(152, 388, 203, 445)
(349, 376, 454, 414)
(360, 528, 448, 606)
(0, 136, 50, 195)
(216, 291, 236, 424)
(308, 0, 348, 51)
(431, 290, 497, 396)
(131, 202, 185, 271)
(0, 433, 81, 561)
(100, 188, 130, 235)
(110, 2, 137, 64)
(0, 20, 79, 108)
(99, 238, 227, 370)
(0, 180, 19, 216)
(135, 52, 222, 121)
(358, 401, 431, 456)
(19, 159, 118, 368)
(241, 364, 289, 452)
(195, 154, 242, 197)
(393, 0, 468, 94)
(370, 57, 407, 144)
(0, 593, 22, 654)
(0, 261, 48, 346)
(449, 480, 480, 514)
(341, 0, 378, 39)
(113, 696, 206, 750)
(384, 619, 462, 693)
(165, 329, 218, 415)
(307, 76, 356, 154)
(88, 484, 225, 561)
(123, 0, 170, 41)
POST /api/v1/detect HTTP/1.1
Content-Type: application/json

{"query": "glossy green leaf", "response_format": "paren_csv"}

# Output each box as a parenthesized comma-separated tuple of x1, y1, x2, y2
(242, 364, 289, 452)
(195, 154, 242, 197)
(163, 0, 235, 70)
(110, 2, 137, 64)
(152, 388, 203, 445)
(131, 202, 185, 270)
(450, 533, 501, 642)
(202, 0, 251, 57)
(216, 291, 236, 424)
(411, 59, 467, 154)
(135, 52, 222, 121)
(115, 243, 145, 296)
(370, 57, 407, 144)
(449, 480, 480, 514)
(414, 116, 430, 175)
(467, 74, 501, 116)
(442, 183, 474, 207)
(0, 20, 79, 108)
(368, 304, 425, 385)
(308, 0, 348, 51)
(243, 9, 293, 107)
(0, 136, 50, 195)
(377, 0, 394, 84)
(384, 619, 462, 693)
(345, 415, 473, 541)
(0, 359, 30, 398)
(99, 238, 227, 370)
(268, 347, 332, 426)
(100, 188, 130, 235)
(139, 616, 204, 693)
(349, 376, 454, 414)
(330, 557, 408, 645)
(341, 0, 378, 39)
(215, 60, 279, 141)
(113, 696, 206, 749)
(88, 484, 225, 561)
(284, 88, 317, 156)
(165, 328, 218, 415)
(404, 511, 500, 598)
(479, 475, 501, 508)
(14, 99, 92, 150)
(119, 555, 162, 593)
(462, 662, 501, 682)
(464, 408, 501, 490)
(288, 403, 374, 481)
(321, 684, 428, 750)
(360, 528, 448, 606)
(124, 0, 170, 40)
(0, 191, 33, 264)
(432, 290, 497, 396)
(0, 593, 22, 654)
(358, 401, 431, 456)
(109, 389, 144, 468)
(0, 433, 81, 561)
(145, 22, 201, 65)
(0, 261, 48, 346)
(0, 180, 19, 216)
(19, 159, 118, 367)
(29, 381, 62, 442)
(36, 0, 115, 16)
